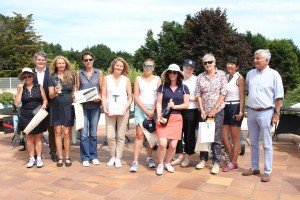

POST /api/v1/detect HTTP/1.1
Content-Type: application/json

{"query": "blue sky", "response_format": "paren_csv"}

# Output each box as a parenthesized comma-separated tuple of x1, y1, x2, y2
(1, 0, 300, 54)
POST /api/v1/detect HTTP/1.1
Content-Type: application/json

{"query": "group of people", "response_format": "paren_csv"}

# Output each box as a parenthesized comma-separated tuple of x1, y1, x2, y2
(15, 49, 283, 183)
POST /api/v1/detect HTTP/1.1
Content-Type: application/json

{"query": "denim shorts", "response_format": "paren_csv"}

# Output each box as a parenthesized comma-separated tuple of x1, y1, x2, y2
(223, 103, 243, 127)
(134, 105, 154, 125)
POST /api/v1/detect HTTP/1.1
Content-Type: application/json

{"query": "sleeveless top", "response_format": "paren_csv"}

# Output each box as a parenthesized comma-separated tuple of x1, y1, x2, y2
(138, 76, 159, 106)
(183, 75, 198, 109)
(225, 72, 240, 102)
(78, 68, 101, 109)
(106, 74, 128, 111)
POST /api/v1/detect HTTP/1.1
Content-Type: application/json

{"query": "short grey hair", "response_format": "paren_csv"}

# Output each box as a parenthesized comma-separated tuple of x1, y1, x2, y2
(202, 53, 216, 63)
(254, 49, 271, 61)
(34, 51, 47, 60)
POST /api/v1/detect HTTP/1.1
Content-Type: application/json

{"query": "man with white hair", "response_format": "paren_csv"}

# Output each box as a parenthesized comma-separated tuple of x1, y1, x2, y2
(243, 49, 284, 182)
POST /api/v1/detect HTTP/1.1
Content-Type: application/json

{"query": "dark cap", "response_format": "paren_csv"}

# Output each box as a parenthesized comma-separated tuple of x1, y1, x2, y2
(142, 118, 156, 133)
(182, 59, 196, 68)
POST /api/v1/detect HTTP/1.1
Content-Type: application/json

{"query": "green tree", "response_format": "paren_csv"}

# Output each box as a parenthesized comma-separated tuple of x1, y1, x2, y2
(267, 39, 300, 92)
(245, 31, 268, 55)
(133, 21, 185, 75)
(183, 8, 253, 75)
(0, 13, 42, 75)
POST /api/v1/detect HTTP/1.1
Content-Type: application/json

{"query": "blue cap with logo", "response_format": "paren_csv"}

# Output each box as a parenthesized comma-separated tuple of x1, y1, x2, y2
(182, 59, 196, 68)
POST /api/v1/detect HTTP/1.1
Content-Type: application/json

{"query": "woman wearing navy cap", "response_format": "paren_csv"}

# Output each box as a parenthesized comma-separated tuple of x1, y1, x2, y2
(155, 64, 189, 175)
(171, 59, 199, 167)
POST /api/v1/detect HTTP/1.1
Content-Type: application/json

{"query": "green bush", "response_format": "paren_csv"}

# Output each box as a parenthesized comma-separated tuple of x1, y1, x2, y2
(0, 92, 14, 106)
(283, 85, 300, 106)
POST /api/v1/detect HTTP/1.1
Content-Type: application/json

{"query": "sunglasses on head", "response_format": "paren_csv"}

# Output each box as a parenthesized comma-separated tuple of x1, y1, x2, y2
(168, 70, 178, 75)
(144, 65, 155, 69)
(203, 61, 214, 65)
(84, 58, 93, 62)
(22, 75, 32, 80)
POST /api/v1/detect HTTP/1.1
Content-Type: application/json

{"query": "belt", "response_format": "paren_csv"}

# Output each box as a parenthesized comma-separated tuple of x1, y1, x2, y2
(249, 107, 273, 111)
(225, 101, 240, 105)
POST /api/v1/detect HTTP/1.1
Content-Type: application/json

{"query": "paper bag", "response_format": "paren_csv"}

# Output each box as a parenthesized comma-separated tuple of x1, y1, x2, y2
(71, 121, 79, 144)
(139, 123, 158, 148)
(108, 95, 125, 116)
(73, 103, 84, 131)
(197, 120, 215, 143)
(24, 109, 48, 134)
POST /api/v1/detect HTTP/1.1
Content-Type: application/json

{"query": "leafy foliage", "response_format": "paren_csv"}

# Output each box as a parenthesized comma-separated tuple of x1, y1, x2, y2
(0, 13, 42, 75)
(183, 8, 253, 75)
(0, 92, 14, 105)
(283, 84, 300, 106)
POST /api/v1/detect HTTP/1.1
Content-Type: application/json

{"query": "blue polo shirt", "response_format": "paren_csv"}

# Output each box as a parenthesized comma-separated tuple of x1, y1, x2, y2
(157, 83, 190, 114)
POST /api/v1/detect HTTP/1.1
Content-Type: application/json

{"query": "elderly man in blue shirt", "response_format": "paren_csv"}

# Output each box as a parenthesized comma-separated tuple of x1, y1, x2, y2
(243, 49, 284, 182)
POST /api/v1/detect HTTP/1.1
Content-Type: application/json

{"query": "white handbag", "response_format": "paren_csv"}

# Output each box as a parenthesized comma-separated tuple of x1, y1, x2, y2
(197, 118, 215, 143)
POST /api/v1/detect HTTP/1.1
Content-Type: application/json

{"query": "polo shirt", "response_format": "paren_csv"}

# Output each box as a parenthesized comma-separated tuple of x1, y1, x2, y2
(157, 83, 190, 114)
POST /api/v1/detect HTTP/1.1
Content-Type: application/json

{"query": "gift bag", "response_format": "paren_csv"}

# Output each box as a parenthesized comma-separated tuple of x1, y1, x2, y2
(197, 119, 215, 143)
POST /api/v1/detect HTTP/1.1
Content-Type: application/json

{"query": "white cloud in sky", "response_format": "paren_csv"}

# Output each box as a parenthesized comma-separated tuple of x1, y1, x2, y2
(1, 0, 300, 54)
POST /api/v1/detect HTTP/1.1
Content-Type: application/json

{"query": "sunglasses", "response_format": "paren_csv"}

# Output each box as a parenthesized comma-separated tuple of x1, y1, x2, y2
(144, 65, 155, 69)
(168, 70, 178, 75)
(22, 75, 33, 80)
(84, 58, 93, 62)
(203, 61, 214, 65)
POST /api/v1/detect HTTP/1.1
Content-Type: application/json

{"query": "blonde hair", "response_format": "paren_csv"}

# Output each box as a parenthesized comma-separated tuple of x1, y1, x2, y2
(108, 57, 130, 76)
(49, 56, 74, 85)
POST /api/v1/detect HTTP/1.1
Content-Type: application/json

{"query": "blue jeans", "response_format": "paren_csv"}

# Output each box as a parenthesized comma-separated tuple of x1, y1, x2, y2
(247, 109, 273, 174)
(80, 106, 100, 161)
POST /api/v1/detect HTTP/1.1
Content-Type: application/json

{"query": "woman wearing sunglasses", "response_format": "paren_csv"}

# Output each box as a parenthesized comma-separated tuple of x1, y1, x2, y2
(155, 64, 189, 175)
(76, 52, 103, 167)
(129, 58, 161, 172)
(14, 68, 48, 168)
(48, 56, 75, 167)
(195, 53, 228, 174)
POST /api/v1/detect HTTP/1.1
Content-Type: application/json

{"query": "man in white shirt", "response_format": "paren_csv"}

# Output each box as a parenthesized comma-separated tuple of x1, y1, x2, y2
(243, 49, 284, 182)
(33, 51, 58, 162)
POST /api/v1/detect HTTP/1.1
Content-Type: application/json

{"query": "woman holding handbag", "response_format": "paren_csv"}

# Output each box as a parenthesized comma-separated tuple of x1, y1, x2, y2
(195, 53, 228, 174)
(102, 57, 132, 168)
(155, 64, 189, 175)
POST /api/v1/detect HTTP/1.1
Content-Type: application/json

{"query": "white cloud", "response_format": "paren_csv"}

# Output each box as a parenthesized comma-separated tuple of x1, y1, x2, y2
(1, 0, 300, 53)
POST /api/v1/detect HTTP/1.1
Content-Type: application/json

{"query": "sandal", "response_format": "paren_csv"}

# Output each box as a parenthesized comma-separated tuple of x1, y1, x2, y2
(180, 159, 190, 168)
(65, 158, 72, 167)
(56, 158, 64, 167)
(170, 158, 183, 166)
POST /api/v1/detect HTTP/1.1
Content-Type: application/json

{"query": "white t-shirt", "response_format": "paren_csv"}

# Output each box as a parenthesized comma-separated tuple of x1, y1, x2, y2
(183, 75, 198, 109)
(138, 76, 159, 106)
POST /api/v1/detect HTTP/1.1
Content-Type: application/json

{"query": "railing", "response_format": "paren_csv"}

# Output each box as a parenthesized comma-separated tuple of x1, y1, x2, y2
(0, 77, 19, 94)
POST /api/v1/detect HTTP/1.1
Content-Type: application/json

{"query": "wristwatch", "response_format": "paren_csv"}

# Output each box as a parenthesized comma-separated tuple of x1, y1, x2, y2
(274, 109, 280, 115)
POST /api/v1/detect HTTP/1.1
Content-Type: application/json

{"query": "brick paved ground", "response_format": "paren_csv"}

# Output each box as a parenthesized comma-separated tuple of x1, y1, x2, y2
(0, 125, 299, 200)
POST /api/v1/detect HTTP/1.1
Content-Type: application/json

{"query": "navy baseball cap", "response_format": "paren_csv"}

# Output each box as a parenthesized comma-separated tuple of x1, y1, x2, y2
(142, 119, 156, 133)
(182, 59, 196, 68)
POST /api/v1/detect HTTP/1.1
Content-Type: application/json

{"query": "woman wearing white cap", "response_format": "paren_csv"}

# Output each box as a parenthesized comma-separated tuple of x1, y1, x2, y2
(155, 64, 189, 175)
(14, 67, 48, 168)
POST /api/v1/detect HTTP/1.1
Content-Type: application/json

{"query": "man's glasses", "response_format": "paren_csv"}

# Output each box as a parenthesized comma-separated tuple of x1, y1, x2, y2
(168, 70, 178, 75)
(22, 75, 32, 80)
(144, 65, 155, 69)
(203, 61, 214, 65)
(84, 58, 93, 62)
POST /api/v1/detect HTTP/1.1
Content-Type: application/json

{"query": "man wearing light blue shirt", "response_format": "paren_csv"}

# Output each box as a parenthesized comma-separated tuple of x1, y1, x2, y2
(243, 49, 284, 182)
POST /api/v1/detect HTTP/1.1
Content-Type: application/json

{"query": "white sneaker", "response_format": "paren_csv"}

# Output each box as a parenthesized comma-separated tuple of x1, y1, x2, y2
(114, 158, 122, 168)
(156, 164, 164, 175)
(82, 161, 89, 167)
(36, 157, 43, 168)
(211, 163, 220, 174)
(27, 157, 35, 168)
(164, 163, 174, 173)
(130, 161, 138, 172)
(107, 157, 116, 166)
(195, 160, 206, 170)
(92, 159, 100, 165)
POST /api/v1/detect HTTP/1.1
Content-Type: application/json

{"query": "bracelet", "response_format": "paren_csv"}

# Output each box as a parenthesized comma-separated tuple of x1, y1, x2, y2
(239, 112, 244, 115)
